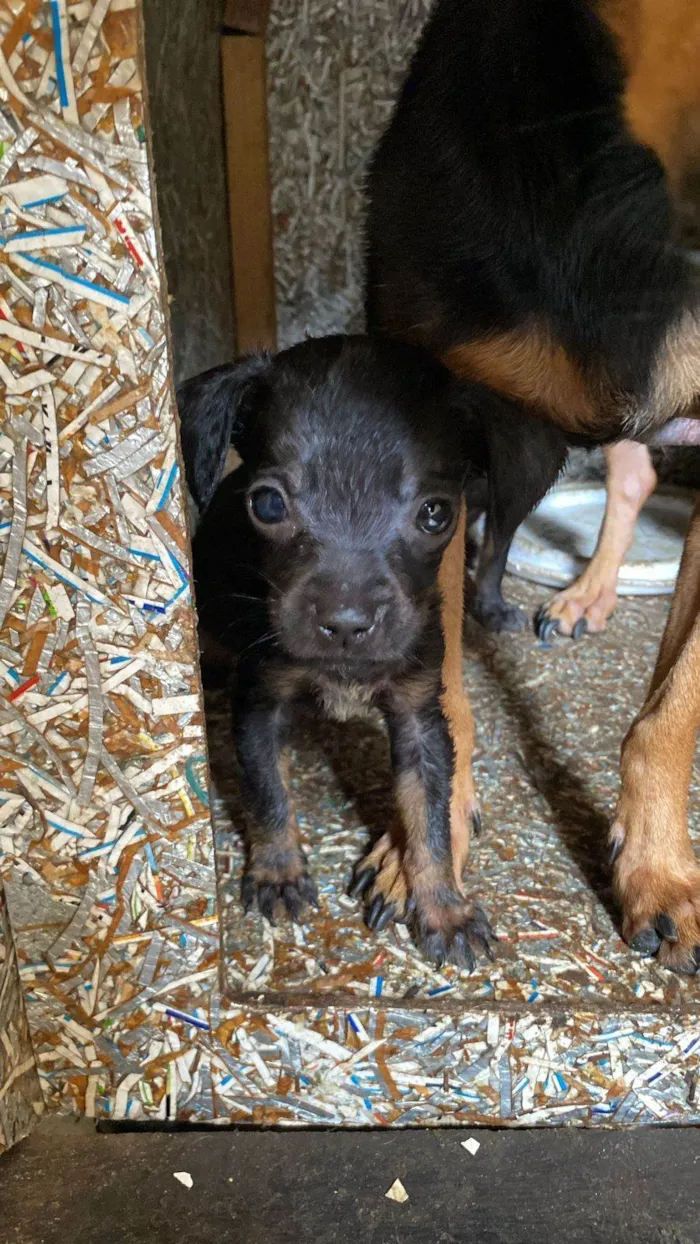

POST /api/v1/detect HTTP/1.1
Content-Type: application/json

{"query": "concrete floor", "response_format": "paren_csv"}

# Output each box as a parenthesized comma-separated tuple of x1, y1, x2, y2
(3, 1117, 700, 1243)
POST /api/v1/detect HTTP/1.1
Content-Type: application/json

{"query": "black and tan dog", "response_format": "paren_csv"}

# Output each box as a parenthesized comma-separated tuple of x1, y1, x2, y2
(367, 0, 700, 633)
(178, 334, 520, 968)
(367, 0, 700, 970)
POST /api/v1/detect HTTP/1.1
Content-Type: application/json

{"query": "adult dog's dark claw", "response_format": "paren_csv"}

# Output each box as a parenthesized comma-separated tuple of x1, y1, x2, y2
(534, 609, 559, 642)
(572, 618, 588, 640)
(609, 838, 623, 866)
(472, 808, 483, 837)
(656, 914, 679, 942)
(630, 927, 662, 955)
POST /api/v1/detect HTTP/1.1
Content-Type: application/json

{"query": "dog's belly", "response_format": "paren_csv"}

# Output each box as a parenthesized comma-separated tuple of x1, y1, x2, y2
(312, 677, 377, 722)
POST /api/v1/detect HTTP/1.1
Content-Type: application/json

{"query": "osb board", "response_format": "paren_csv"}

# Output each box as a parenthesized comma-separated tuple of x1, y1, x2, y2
(0, 0, 697, 1134)
(0, 0, 217, 1127)
(0, 878, 43, 1151)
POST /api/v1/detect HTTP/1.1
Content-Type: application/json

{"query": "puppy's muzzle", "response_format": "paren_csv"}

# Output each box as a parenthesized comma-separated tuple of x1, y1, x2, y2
(306, 568, 393, 654)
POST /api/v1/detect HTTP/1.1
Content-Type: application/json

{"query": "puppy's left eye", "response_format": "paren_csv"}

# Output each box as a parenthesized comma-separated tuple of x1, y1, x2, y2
(249, 486, 288, 525)
(416, 498, 454, 535)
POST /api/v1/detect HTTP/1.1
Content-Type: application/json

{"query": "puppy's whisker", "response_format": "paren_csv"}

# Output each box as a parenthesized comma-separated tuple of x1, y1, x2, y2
(218, 592, 266, 604)
(230, 564, 284, 595)
(236, 629, 282, 656)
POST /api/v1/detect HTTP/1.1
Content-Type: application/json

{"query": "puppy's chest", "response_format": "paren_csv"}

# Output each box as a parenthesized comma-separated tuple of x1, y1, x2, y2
(312, 676, 378, 722)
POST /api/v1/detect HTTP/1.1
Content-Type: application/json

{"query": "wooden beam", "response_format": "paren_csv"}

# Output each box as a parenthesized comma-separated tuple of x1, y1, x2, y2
(223, 0, 270, 37)
(220, 32, 277, 353)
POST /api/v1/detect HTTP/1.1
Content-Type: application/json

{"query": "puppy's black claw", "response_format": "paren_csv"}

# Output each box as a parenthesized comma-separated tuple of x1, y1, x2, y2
(473, 931, 496, 961)
(257, 883, 277, 923)
(241, 874, 257, 913)
(282, 883, 305, 922)
(656, 914, 679, 943)
(452, 932, 476, 973)
(609, 838, 623, 866)
(400, 895, 417, 924)
(630, 927, 662, 956)
(366, 894, 386, 931)
(471, 904, 497, 940)
(349, 866, 376, 899)
(415, 904, 496, 969)
(374, 901, 397, 932)
(472, 808, 483, 838)
(572, 618, 588, 641)
(298, 873, 320, 909)
(695, 946, 700, 969)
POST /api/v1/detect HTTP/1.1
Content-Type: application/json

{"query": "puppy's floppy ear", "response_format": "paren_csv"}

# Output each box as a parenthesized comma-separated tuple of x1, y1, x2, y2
(176, 354, 271, 513)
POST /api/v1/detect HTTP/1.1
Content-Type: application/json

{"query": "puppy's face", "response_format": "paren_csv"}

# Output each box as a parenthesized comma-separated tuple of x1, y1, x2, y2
(245, 414, 460, 675)
(180, 337, 479, 678)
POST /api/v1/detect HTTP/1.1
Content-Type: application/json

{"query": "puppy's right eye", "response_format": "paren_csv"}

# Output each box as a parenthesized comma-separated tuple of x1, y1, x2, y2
(249, 486, 288, 525)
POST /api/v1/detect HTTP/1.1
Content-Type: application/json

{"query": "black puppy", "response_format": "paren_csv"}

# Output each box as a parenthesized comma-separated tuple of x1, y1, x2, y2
(178, 334, 499, 968)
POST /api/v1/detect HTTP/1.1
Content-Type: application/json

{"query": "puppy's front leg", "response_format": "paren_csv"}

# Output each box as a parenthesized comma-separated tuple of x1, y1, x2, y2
(234, 677, 318, 921)
(388, 699, 495, 970)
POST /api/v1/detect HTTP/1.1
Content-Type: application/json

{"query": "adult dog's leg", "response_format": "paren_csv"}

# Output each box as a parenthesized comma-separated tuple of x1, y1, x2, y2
(611, 499, 700, 973)
(472, 414, 569, 633)
(535, 441, 657, 640)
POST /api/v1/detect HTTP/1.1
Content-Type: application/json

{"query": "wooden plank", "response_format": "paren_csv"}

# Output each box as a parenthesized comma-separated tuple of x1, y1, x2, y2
(221, 33, 277, 353)
(223, 0, 271, 40)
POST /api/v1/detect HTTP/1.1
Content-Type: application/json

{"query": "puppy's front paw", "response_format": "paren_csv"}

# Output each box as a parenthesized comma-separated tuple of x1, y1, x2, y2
(413, 893, 497, 971)
(350, 832, 413, 932)
(242, 844, 318, 923)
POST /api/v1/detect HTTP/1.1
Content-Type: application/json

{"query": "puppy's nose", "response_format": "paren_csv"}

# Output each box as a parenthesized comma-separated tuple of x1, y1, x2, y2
(317, 604, 376, 646)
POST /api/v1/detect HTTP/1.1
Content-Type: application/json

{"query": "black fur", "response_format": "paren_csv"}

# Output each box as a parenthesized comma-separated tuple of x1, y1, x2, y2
(178, 334, 498, 965)
(366, 0, 695, 628)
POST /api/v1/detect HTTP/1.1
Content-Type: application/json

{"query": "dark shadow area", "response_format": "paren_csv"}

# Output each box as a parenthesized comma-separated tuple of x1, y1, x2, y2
(463, 596, 616, 918)
(204, 686, 397, 863)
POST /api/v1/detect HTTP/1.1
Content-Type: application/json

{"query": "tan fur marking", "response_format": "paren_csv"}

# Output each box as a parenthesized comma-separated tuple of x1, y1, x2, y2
(437, 502, 476, 885)
(442, 329, 598, 433)
(599, 0, 700, 193)
(632, 311, 700, 439)
(362, 831, 411, 919)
